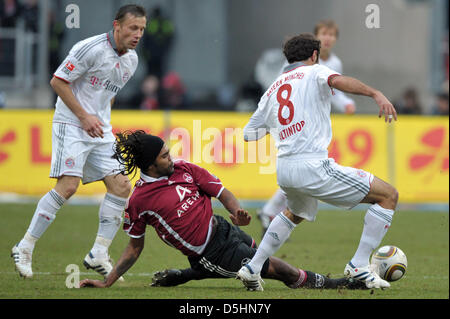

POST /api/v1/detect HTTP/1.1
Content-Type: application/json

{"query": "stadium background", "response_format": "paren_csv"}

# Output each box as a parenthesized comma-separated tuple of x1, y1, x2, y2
(0, 0, 448, 208)
(0, 0, 448, 303)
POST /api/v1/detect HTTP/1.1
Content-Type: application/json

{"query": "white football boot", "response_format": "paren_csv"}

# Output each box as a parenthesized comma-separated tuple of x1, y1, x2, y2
(344, 262, 390, 289)
(236, 264, 264, 291)
(83, 252, 124, 282)
(11, 244, 33, 278)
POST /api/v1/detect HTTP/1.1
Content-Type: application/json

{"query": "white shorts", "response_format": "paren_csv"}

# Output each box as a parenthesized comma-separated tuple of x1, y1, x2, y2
(50, 122, 120, 184)
(277, 157, 373, 222)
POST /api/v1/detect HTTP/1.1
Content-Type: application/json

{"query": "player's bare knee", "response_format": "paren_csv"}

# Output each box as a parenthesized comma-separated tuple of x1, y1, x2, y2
(57, 185, 77, 199)
(106, 176, 131, 198)
(55, 177, 79, 199)
(120, 180, 132, 197)
(283, 209, 304, 224)
(379, 185, 398, 210)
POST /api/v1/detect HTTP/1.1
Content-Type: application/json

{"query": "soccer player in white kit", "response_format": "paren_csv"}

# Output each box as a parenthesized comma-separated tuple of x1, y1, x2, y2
(11, 5, 147, 279)
(257, 20, 357, 237)
(236, 33, 398, 290)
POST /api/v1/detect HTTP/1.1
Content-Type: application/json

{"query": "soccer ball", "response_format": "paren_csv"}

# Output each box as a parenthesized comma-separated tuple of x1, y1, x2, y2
(371, 245, 407, 282)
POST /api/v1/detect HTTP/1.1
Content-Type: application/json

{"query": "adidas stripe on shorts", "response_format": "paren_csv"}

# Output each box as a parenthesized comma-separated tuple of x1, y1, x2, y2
(277, 157, 373, 221)
(50, 122, 120, 184)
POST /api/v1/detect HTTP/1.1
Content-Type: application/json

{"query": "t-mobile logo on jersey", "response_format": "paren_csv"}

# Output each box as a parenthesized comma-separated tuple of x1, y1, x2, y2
(89, 76, 121, 93)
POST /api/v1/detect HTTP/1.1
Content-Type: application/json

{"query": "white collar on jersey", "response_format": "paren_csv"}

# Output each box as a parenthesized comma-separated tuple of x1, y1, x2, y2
(140, 171, 168, 183)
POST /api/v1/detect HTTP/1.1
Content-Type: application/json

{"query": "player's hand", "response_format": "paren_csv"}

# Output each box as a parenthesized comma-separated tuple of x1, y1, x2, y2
(230, 209, 251, 226)
(373, 91, 397, 123)
(79, 278, 108, 288)
(80, 114, 104, 138)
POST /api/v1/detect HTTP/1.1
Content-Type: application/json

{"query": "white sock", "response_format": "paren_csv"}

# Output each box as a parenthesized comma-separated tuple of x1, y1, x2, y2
(350, 204, 394, 268)
(247, 212, 296, 274)
(91, 193, 126, 257)
(20, 189, 66, 250)
(91, 236, 112, 258)
(262, 189, 288, 219)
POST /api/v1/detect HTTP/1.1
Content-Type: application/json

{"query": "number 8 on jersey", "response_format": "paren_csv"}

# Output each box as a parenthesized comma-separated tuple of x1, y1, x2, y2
(277, 84, 294, 125)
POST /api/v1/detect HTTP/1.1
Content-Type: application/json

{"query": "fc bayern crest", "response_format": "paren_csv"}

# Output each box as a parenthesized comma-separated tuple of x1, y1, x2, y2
(183, 173, 193, 183)
(356, 169, 367, 178)
(122, 72, 129, 82)
(65, 157, 75, 168)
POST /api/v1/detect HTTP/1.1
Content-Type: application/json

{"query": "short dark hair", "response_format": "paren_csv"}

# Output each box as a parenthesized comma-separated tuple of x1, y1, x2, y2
(283, 33, 321, 64)
(115, 4, 146, 22)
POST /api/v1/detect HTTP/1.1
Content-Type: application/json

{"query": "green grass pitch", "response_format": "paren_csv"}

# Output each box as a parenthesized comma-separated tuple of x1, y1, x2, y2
(0, 203, 448, 299)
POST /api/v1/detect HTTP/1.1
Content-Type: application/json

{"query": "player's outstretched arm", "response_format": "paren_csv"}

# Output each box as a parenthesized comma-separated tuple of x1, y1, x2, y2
(80, 237, 145, 288)
(218, 188, 251, 226)
(329, 75, 397, 123)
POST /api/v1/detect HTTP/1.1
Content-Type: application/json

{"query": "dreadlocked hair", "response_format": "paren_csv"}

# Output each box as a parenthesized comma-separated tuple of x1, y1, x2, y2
(112, 130, 148, 178)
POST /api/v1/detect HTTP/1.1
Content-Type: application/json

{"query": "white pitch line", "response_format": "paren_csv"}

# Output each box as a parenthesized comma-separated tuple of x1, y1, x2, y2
(1, 271, 154, 277)
(2, 272, 448, 280)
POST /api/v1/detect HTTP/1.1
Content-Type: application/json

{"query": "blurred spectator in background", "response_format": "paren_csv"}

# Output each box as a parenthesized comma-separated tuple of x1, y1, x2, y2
(0, 90, 5, 108)
(431, 91, 449, 115)
(235, 76, 263, 112)
(0, 0, 21, 28)
(21, 0, 38, 32)
(48, 10, 65, 77)
(139, 75, 160, 110)
(394, 87, 423, 115)
(142, 6, 174, 79)
(127, 75, 160, 110)
(161, 71, 186, 109)
(254, 48, 286, 91)
(21, 0, 38, 76)
(216, 83, 237, 110)
(0, 0, 21, 77)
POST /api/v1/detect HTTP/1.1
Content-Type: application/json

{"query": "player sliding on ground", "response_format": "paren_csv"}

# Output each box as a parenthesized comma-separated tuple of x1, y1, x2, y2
(79, 130, 365, 290)
(236, 33, 398, 291)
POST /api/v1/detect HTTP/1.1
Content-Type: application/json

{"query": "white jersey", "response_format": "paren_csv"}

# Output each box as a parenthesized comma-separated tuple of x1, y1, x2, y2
(53, 30, 138, 139)
(280, 52, 354, 113)
(244, 62, 340, 159)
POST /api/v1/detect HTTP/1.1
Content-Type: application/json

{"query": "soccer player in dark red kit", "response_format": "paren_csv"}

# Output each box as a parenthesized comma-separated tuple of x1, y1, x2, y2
(80, 130, 364, 291)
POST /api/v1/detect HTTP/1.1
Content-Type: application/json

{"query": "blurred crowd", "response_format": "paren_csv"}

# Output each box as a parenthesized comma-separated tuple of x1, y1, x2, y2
(0, 0, 38, 31)
(392, 83, 449, 116)
(0, 1, 448, 116)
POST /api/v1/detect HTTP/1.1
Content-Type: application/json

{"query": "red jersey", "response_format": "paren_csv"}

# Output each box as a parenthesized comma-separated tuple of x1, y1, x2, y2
(123, 160, 224, 257)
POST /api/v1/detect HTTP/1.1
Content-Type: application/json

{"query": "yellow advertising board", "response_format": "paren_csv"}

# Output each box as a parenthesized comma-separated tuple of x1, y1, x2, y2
(393, 116, 449, 202)
(0, 110, 448, 203)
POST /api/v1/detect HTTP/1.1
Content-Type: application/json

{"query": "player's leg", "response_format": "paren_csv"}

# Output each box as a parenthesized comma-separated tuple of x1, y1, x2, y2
(264, 256, 366, 290)
(88, 174, 131, 258)
(81, 141, 131, 279)
(12, 123, 86, 278)
(237, 192, 318, 291)
(12, 175, 80, 278)
(231, 217, 364, 290)
(257, 188, 288, 237)
(151, 267, 223, 287)
(241, 191, 314, 278)
(345, 176, 398, 282)
(313, 158, 395, 288)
